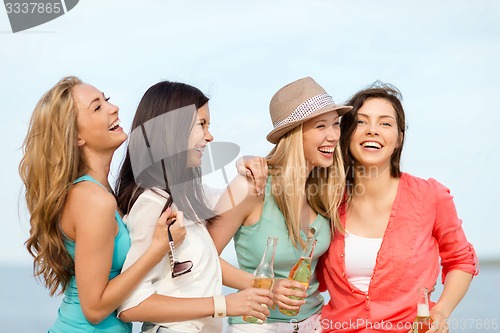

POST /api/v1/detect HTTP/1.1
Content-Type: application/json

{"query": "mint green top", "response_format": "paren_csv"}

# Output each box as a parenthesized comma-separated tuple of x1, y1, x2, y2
(229, 177, 332, 324)
(49, 175, 132, 333)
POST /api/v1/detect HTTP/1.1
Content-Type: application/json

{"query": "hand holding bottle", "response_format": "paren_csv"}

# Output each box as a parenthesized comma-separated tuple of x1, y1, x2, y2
(428, 307, 449, 333)
(412, 287, 440, 333)
(226, 288, 273, 322)
(409, 299, 449, 333)
(279, 237, 317, 316)
(271, 278, 306, 311)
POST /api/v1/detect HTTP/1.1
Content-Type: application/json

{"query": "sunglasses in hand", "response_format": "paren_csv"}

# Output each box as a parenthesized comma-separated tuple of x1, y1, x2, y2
(167, 219, 193, 278)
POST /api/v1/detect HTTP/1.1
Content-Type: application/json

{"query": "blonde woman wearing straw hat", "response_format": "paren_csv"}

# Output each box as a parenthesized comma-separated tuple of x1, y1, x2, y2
(208, 77, 351, 333)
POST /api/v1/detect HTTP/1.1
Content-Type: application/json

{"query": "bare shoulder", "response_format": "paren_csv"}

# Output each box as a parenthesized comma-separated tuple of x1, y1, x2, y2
(61, 182, 117, 235)
(229, 173, 254, 192)
(67, 181, 116, 210)
(215, 174, 263, 216)
(228, 173, 261, 202)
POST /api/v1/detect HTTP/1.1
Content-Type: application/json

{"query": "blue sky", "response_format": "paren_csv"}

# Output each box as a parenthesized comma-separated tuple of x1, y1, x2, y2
(1, 0, 499, 265)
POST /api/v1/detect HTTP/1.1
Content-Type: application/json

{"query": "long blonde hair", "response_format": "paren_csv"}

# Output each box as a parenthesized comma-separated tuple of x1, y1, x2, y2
(19, 76, 85, 295)
(267, 125, 345, 248)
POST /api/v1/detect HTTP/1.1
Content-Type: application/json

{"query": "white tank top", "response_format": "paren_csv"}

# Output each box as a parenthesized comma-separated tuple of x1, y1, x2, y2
(344, 231, 383, 293)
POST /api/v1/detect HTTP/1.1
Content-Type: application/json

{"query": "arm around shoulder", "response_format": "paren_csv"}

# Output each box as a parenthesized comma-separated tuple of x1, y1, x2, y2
(208, 174, 261, 254)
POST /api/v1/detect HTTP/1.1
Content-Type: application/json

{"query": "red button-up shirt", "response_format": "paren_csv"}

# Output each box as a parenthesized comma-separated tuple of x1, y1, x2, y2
(318, 173, 478, 332)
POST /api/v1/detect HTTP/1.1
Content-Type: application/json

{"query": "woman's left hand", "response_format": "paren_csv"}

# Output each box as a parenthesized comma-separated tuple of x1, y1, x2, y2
(428, 308, 449, 333)
(167, 211, 186, 247)
(150, 208, 185, 259)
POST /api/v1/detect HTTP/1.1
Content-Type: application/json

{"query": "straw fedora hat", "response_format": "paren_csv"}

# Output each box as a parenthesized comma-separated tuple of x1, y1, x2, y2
(266, 77, 352, 144)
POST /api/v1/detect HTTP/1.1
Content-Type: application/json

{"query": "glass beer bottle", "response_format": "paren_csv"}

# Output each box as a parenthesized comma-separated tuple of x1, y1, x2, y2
(279, 237, 317, 316)
(412, 287, 433, 333)
(242, 236, 278, 324)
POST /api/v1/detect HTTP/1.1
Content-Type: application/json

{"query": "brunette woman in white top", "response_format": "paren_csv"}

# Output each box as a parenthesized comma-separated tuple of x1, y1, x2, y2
(114, 81, 273, 333)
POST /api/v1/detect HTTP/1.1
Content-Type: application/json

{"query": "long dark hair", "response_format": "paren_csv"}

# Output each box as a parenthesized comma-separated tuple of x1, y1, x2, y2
(340, 82, 406, 192)
(115, 81, 215, 222)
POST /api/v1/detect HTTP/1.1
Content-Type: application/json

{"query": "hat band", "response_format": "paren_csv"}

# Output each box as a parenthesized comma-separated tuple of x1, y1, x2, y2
(273, 93, 335, 129)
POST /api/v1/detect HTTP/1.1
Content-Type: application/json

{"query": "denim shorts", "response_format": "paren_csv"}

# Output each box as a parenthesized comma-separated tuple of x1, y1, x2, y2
(141, 322, 186, 333)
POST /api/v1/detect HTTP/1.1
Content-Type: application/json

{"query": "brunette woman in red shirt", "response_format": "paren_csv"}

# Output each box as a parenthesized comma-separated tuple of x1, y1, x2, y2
(317, 83, 478, 333)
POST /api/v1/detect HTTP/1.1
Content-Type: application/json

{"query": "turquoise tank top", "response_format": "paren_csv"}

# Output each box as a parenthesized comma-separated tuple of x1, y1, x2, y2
(49, 175, 132, 333)
(229, 177, 332, 324)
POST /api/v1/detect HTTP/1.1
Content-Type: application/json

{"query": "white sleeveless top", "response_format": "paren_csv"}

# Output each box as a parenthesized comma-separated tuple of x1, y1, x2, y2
(344, 231, 383, 293)
(119, 188, 222, 333)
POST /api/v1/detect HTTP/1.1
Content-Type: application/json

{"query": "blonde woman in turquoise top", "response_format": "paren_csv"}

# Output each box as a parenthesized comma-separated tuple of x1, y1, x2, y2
(208, 77, 351, 333)
(19, 77, 179, 332)
(56, 174, 133, 332)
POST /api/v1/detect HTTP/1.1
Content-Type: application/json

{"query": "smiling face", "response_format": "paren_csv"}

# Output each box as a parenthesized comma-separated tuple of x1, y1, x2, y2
(187, 103, 213, 168)
(73, 84, 127, 153)
(349, 97, 401, 170)
(302, 110, 340, 172)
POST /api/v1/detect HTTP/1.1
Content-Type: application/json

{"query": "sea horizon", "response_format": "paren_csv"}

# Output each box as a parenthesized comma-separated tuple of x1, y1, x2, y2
(2, 260, 499, 332)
